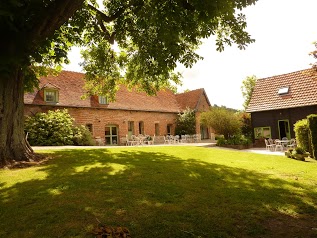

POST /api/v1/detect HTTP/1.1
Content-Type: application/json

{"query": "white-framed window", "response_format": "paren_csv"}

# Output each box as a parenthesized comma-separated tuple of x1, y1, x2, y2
(278, 86, 289, 95)
(44, 89, 59, 103)
(254, 127, 271, 139)
(98, 96, 108, 104)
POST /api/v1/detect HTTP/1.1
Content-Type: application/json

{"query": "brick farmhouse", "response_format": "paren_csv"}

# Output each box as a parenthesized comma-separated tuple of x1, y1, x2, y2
(24, 71, 212, 145)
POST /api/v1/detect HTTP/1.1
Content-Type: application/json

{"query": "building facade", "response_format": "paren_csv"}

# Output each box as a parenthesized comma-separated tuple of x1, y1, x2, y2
(24, 71, 212, 145)
(246, 68, 317, 140)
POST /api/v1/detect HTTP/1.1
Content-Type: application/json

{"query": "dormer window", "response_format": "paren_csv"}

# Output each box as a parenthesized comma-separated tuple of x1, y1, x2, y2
(98, 96, 108, 104)
(278, 86, 289, 95)
(44, 89, 59, 103)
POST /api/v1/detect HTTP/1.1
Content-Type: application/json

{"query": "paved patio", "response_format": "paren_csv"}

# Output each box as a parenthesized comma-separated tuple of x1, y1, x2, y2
(235, 147, 285, 156)
(32, 141, 285, 156)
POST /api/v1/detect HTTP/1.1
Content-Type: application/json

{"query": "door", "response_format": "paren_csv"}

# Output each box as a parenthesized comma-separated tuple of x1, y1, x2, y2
(278, 120, 290, 139)
(155, 123, 160, 136)
(200, 126, 209, 139)
(138, 121, 144, 135)
(128, 121, 134, 138)
(167, 124, 172, 135)
(105, 125, 118, 145)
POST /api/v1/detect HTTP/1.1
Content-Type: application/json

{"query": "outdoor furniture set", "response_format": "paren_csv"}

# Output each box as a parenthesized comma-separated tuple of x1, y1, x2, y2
(164, 134, 201, 144)
(126, 134, 154, 146)
(264, 138, 296, 152)
(126, 134, 202, 146)
(164, 135, 181, 144)
(180, 134, 201, 143)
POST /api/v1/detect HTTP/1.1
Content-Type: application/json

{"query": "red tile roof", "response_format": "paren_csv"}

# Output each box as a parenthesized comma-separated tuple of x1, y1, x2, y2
(24, 71, 89, 107)
(246, 68, 317, 112)
(109, 87, 179, 112)
(24, 71, 210, 113)
(176, 88, 211, 111)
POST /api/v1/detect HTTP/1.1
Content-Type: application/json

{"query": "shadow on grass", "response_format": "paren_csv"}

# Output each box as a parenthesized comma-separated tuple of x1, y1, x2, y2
(0, 148, 317, 238)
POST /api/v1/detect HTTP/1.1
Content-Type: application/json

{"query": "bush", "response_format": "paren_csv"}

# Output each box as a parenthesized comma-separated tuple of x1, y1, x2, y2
(175, 108, 196, 135)
(216, 137, 227, 146)
(238, 112, 252, 138)
(25, 109, 96, 146)
(215, 134, 224, 140)
(293, 147, 306, 155)
(216, 134, 252, 146)
(307, 114, 317, 159)
(25, 109, 74, 146)
(285, 147, 310, 161)
(294, 119, 310, 152)
(200, 107, 242, 139)
(285, 148, 293, 158)
(72, 125, 96, 146)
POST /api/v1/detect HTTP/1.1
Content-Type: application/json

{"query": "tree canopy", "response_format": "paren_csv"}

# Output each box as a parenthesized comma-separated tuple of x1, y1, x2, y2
(0, 0, 257, 166)
(241, 75, 257, 110)
(200, 107, 242, 139)
(310, 41, 317, 70)
(175, 108, 196, 135)
(1, 0, 257, 95)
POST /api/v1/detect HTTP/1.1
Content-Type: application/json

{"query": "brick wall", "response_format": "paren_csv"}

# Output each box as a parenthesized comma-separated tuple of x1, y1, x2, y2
(24, 105, 177, 145)
(194, 92, 213, 137)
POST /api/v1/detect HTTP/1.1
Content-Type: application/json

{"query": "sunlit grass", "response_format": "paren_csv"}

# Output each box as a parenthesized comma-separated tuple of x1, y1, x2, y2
(0, 146, 317, 237)
(0, 166, 48, 188)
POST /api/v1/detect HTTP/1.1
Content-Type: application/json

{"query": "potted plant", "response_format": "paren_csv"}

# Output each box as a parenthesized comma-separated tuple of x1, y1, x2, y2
(285, 148, 293, 158)
(291, 147, 310, 161)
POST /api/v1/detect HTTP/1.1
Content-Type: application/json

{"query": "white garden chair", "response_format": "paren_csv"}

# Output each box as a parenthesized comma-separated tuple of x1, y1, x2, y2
(274, 139, 284, 152)
(265, 139, 275, 151)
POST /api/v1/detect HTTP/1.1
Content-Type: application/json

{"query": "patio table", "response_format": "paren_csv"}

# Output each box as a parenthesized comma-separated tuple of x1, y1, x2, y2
(276, 139, 289, 144)
(275, 139, 290, 150)
(136, 136, 147, 145)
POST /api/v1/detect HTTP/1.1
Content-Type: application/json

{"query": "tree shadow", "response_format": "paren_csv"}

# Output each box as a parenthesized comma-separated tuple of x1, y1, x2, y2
(0, 148, 317, 238)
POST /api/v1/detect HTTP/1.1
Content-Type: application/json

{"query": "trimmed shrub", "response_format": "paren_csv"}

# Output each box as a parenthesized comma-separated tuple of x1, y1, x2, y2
(307, 114, 317, 159)
(294, 119, 310, 152)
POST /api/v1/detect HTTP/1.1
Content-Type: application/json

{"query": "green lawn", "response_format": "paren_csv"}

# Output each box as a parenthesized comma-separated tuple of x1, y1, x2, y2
(0, 146, 317, 238)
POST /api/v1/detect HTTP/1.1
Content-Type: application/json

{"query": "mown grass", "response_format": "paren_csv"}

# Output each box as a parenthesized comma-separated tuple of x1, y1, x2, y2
(0, 146, 317, 238)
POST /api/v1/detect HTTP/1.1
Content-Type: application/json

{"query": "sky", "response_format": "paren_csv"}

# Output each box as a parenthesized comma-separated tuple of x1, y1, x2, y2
(63, 0, 317, 110)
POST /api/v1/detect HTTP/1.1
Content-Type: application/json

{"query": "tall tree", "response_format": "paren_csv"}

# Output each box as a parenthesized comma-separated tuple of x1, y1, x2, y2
(309, 41, 317, 69)
(241, 75, 257, 110)
(175, 108, 196, 135)
(200, 107, 242, 139)
(238, 111, 252, 138)
(0, 0, 257, 166)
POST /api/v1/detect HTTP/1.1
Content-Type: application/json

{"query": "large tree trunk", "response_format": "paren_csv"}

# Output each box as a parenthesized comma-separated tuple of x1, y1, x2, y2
(0, 67, 35, 167)
(0, 1, 86, 167)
